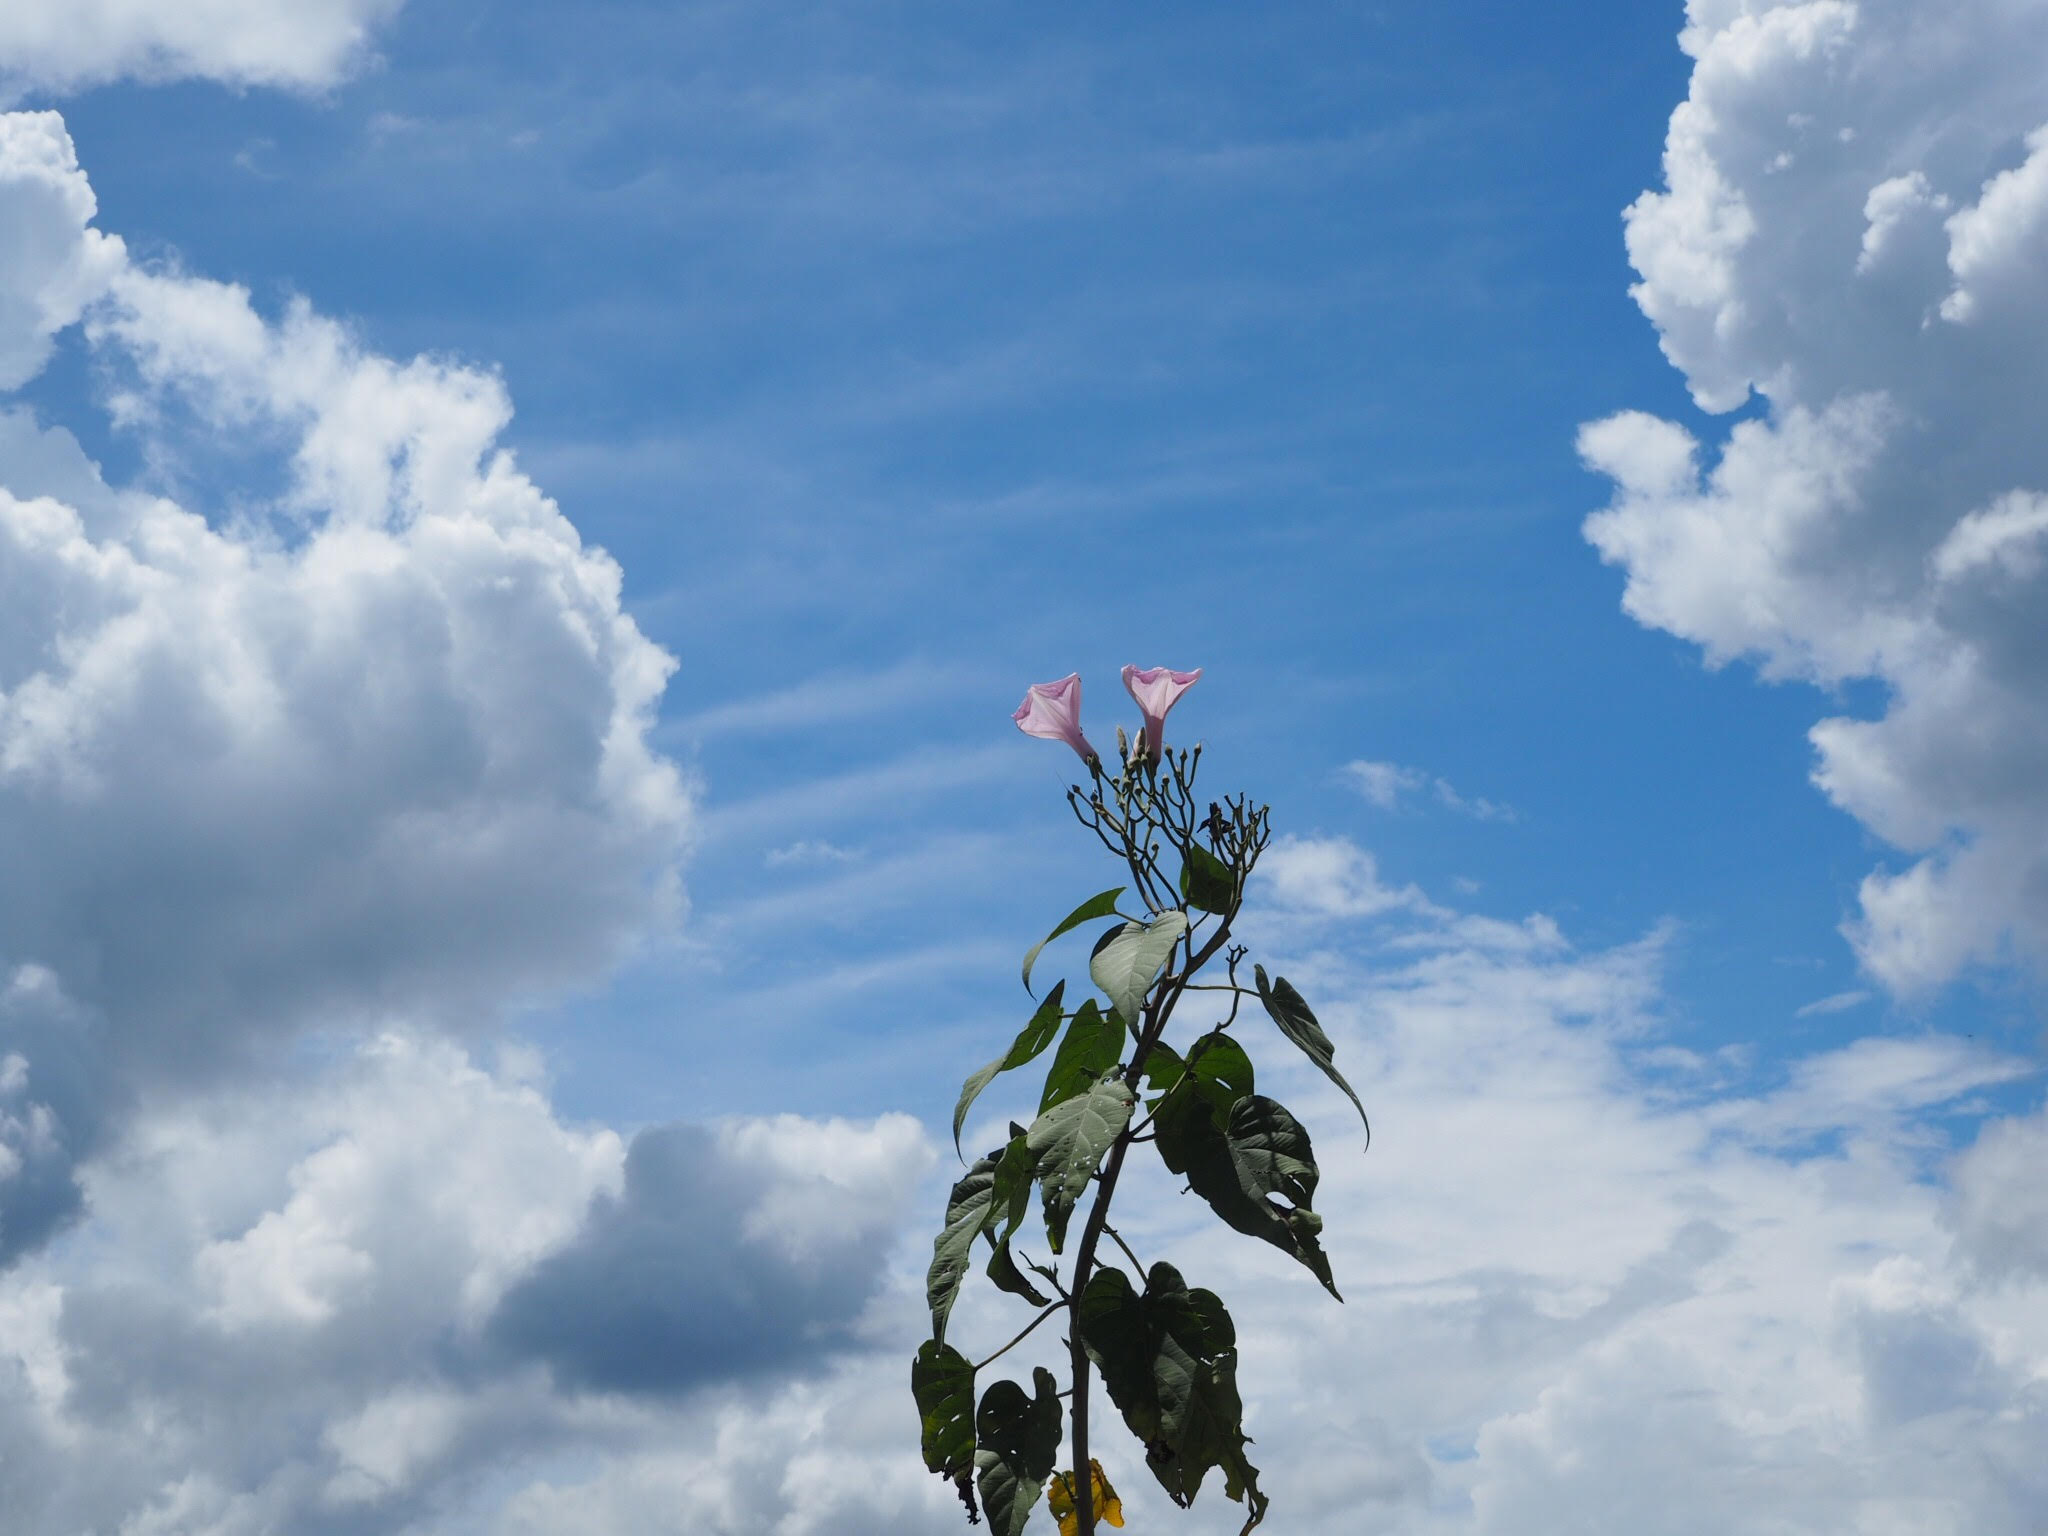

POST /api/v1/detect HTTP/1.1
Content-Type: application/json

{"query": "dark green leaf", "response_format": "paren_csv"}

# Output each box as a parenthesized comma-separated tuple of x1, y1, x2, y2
(912, 1341, 976, 1480)
(1090, 911, 1189, 1027)
(974, 1369, 1062, 1536)
(1153, 1087, 1340, 1299)
(1182, 1031, 1256, 1121)
(1226, 1095, 1319, 1212)
(927, 1149, 1001, 1345)
(1078, 1262, 1268, 1530)
(1149, 1033, 1255, 1178)
(955, 982, 1067, 1156)
(1026, 1074, 1136, 1252)
(1077, 1266, 1161, 1443)
(986, 1238, 1052, 1307)
(1179, 842, 1237, 914)
(1037, 999, 1124, 1114)
(1140, 1040, 1186, 1094)
(1023, 888, 1125, 995)
(1254, 966, 1369, 1141)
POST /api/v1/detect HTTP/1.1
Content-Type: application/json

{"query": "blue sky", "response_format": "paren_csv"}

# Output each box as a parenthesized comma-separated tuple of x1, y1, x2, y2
(41, 0, 1917, 1114)
(4, 2, 2048, 1532)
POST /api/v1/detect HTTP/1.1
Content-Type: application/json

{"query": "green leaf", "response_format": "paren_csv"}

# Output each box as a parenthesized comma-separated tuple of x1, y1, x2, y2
(1037, 999, 1124, 1114)
(1226, 1095, 1320, 1212)
(927, 1149, 1001, 1344)
(1075, 1262, 1269, 1530)
(1026, 1073, 1136, 1252)
(928, 1130, 1032, 1342)
(989, 1131, 1038, 1246)
(912, 1341, 976, 1480)
(1149, 1033, 1255, 1178)
(1153, 1088, 1340, 1299)
(985, 1238, 1052, 1307)
(1090, 910, 1190, 1027)
(1182, 1031, 1256, 1121)
(1023, 888, 1126, 995)
(974, 1369, 1063, 1536)
(1140, 1040, 1187, 1094)
(1254, 966, 1369, 1140)
(1077, 1266, 1161, 1443)
(1179, 841, 1237, 914)
(955, 981, 1068, 1155)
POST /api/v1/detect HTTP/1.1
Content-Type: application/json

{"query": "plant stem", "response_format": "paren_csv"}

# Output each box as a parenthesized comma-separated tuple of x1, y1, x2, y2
(971, 1301, 1063, 1372)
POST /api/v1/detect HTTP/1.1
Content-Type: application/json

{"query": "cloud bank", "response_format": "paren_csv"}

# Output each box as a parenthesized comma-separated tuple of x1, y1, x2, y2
(0, 107, 687, 1256)
(1581, 0, 2048, 992)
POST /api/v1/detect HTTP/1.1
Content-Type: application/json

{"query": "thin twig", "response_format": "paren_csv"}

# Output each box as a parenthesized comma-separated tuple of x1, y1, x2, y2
(972, 1302, 1063, 1373)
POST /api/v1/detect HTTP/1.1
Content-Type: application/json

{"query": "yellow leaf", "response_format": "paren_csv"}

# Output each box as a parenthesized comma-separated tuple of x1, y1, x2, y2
(1048, 1460, 1124, 1534)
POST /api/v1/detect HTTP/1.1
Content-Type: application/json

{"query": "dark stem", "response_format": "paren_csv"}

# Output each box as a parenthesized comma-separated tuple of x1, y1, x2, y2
(972, 1301, 1062, 1372)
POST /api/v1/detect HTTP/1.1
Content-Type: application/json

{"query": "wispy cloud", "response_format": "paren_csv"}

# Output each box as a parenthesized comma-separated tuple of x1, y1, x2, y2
(1343, 758, 1516, 821)
(1795, 988, 1872, 1019)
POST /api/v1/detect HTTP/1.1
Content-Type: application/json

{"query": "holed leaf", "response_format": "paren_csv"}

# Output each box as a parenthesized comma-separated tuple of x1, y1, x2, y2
(1153, 1088, 1339, 1299)
(956, 981, 1067, 1156)
(1027, 1074, 1136, 1253)
(1179, 841, 1237, 914)
(1038, 999, 1124, 1114)
(1075, 1262, 1268, 1530)
(1090, 911, 1190, 1028)
(1226, 1094, 1319, 1212)
(1024, 888, 1126, 995)
(912, 1340, 976, 1484)
(975, 1368, 1063, 1536)
(1048, 1460, 1125, 1534)
(1254, 966, 1368, 1140)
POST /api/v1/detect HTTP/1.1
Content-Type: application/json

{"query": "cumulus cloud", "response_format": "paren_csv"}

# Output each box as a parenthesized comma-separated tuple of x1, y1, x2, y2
(0, 1033, 932, 1535)
(1583, 0, 2048, 992)
(468, 855, 2048, 1535)
(490, 1114, 929, 1393)
(0, 109, 689, 1257)
(0, 0, 408, 99)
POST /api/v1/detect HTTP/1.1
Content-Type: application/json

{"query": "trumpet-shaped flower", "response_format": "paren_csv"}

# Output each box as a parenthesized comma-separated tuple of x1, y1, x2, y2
(1121, 664, 1202, 760)
(1013, 673, 1099, 765)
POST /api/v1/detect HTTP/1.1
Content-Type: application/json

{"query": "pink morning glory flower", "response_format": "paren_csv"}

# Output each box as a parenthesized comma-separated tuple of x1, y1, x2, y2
(1121, 664, 1202, 760)
(1013, 673, 1099, 766)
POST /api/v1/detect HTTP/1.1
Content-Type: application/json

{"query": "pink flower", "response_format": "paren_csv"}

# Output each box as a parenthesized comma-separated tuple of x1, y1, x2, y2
(1013, 673, 1099, 766)
(1121, 665, 1202, 760)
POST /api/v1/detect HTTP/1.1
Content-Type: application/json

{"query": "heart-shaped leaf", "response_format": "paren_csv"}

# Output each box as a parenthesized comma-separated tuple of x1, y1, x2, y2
(1027, 1073, 1136, 1252)
(1090, 911, 1189, 1028)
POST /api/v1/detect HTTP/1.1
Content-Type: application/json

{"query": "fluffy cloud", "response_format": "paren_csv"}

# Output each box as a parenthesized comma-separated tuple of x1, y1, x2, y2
(1582, 0, 2048, 992)
(0, 1032, 931, 1535)
(0, 0, 407, 99)
(466, 845, 2048, 1535)
(490, 1114, 930, 1393)
(0, 109, 689, 1256)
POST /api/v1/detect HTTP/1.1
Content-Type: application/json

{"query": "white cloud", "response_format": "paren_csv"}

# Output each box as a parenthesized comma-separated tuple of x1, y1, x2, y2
(0, 111, 690, 1255)
(1583, 0, 2048, 993)
(1258, 833, 1441, 921)
(0, 1032, 932, 1535)
(471, 860, 2048, 1536)
(1343, 759, 1516, 822)
(1794, 987, 1870, 1018)
(0, 0, 408, 100)
(0, 114, 123, 390)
